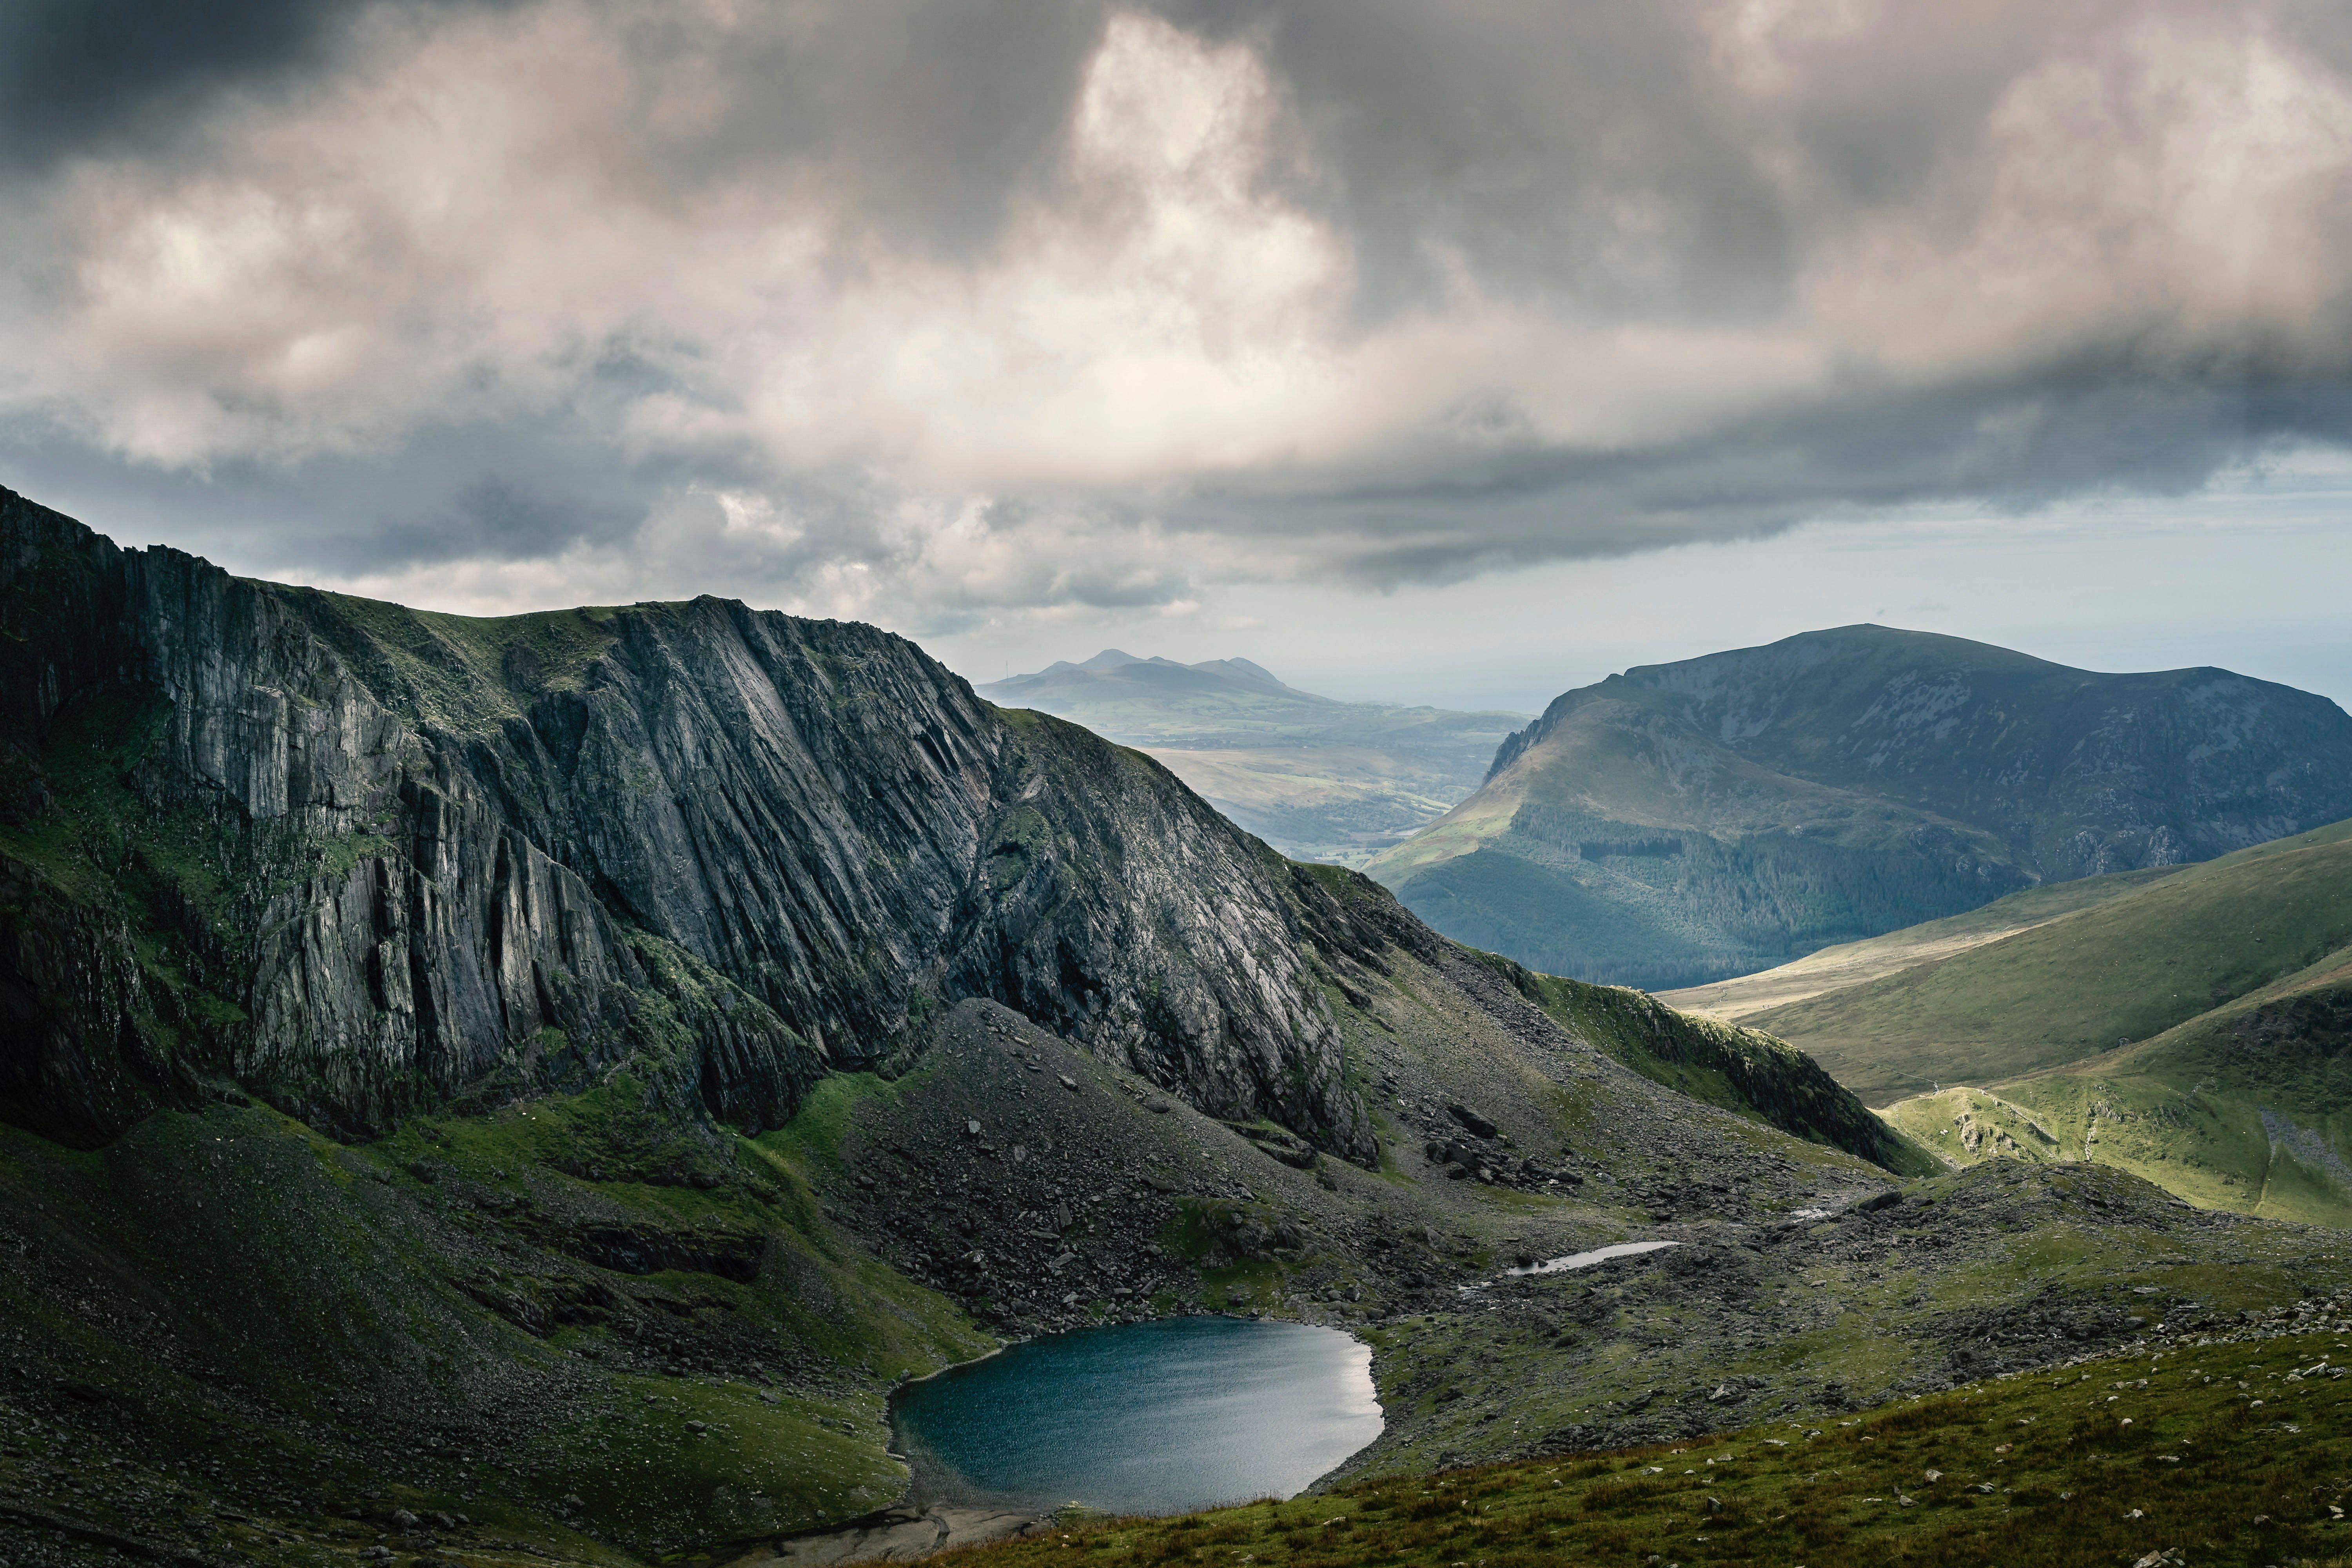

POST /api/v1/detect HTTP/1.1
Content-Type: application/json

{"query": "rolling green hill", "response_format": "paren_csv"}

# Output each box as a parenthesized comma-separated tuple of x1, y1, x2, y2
(1878, 938, 2352, 1227)
(1368, 626, 2352, 989)
(1659, 865, 2191, 1023)
(1744, 818, 2352, 1104)
(977, 651, 1524, 867)
(1728, 817, 2352, 1225)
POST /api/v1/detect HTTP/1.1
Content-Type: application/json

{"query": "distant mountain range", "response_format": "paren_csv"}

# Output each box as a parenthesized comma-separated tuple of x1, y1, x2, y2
(976, 651, 1525, 867)
(1667, 817, 2352, 1225)
(1368, 625, 2352, 990)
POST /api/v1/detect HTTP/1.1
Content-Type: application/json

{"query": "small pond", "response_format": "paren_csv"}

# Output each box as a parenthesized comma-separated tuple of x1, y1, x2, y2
(890, 1316, 1383, 1516)
(1504, 1239, 1681, 1278)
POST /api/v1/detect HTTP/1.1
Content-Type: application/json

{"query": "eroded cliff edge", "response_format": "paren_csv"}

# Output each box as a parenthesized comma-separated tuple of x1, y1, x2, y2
(0, 487, 1374, 1157)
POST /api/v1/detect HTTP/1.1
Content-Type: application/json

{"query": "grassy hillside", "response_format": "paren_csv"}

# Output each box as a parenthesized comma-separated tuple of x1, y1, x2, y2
(1725, 817, 2352, 1225)
(930, 1289, 2352, 1568)
(1660, 865, 2190, 1022)
(1746, 817, 2352, 1105)
(1475, 956, 1939, 1176)
(0, 1087, 990, 1564)
(1882, 941, 2352, 1226)
(1370, 685, 2033, 990)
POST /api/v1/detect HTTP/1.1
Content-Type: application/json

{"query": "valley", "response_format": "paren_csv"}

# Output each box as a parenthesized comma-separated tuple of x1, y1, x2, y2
(2, 483, 2349, 1568)
(1703, 817, 2352, 1227)
(1657, 867, 2193, 1025)
(975, 653, 1524, 868)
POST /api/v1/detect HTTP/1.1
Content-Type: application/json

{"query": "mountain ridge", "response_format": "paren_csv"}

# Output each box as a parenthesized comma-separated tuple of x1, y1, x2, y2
(1372, 624, 2352, 989)
(3, 487, 2343, 1568)
(0, 487, 1909, 1178)
(0, 489, 1377, 1158)
(1021, 648, 1309, 697)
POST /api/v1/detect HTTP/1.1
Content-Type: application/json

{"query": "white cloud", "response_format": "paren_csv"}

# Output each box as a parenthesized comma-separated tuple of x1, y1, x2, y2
(3, 0, 2350, 631)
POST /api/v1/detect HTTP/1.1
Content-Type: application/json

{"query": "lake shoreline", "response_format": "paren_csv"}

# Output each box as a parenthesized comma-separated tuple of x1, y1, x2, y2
(726, 1312, 1383, 1564)
(892, 1315, 1382, 1518)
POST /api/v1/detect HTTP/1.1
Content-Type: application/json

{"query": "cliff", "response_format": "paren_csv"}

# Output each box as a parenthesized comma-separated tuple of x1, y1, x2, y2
(0, 487, 1371, 1158)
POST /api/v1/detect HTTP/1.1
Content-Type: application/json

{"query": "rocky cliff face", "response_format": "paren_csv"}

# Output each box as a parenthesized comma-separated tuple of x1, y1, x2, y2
(0, 488, 1370, 1157)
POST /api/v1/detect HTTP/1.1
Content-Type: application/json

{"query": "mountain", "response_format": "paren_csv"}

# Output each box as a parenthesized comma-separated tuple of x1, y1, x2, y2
(1368, 625, 2352, 991)
(5, 485, 2014, 1563)
(1685, 817, 2352, 1223)
(0, 516, 1381, 1161)
(976, 651, 1524, 867)
(0, 485, 1902, 1171)
(5, 488, 2344, 1568)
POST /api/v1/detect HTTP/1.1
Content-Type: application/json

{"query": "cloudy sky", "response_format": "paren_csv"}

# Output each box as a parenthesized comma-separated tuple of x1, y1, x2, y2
(5, 0, 2350, 712)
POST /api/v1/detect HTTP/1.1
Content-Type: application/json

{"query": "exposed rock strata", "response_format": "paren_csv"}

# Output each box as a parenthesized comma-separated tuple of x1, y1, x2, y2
(0, 487, 1368, 1156)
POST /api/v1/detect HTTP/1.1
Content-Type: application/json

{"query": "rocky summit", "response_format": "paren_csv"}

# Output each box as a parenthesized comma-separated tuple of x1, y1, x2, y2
(0, 485, 1370, 1160)
(1, 487, 2347, 1568)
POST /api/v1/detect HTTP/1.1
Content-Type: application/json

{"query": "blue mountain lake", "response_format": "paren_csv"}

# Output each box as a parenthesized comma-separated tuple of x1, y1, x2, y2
(889, 1316, 1383, 1516)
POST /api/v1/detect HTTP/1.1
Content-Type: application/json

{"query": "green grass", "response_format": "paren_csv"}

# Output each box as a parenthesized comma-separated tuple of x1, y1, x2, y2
(1662, 864, 2192, 1023)
(1731, 816, 2352, 1223)
(1748, 816, 2352, 1106)
(754, 1071, 917, 1169)
(938, 1330, 2352, 1568)
(516, 1373, 906, 1543)
(0, 1090, 994, 1559)
(1467, 955, 1937, 1175)
(1879, 941, 2352, 1226)
(1883, 1087, 2068, 1166)
(377, 1076, 989, 1383)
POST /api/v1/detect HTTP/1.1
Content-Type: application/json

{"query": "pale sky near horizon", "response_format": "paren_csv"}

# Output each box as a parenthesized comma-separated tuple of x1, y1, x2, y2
(4, 0, 2349, 719)
(932, 457, 2352, 715)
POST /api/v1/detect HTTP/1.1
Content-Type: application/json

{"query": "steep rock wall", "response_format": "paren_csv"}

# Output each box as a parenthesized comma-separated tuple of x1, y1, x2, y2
(0, 488, 1369, 1158)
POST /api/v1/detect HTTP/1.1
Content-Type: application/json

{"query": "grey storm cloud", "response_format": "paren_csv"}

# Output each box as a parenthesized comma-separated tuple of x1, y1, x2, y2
(1178, 343, 2352, 589)
(0, 0, 1107, 244)
(0, 0, 509, 174)
(2, 0, 2349, 623)
(1146, 0, 1799, 319)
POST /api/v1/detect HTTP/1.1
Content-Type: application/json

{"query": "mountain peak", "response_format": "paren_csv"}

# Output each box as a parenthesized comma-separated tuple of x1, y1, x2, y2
(1374, 625, 2352, 991)
(987, 650, 1303, 695)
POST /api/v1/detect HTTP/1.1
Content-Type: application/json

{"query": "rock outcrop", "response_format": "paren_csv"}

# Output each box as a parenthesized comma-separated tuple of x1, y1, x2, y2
(0, 487, 1370, 1157)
